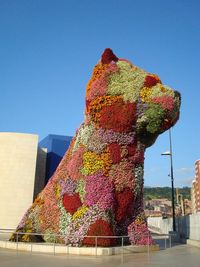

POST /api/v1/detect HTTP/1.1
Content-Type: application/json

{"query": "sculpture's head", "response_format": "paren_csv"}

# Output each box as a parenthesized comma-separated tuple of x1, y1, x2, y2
(85, 48, 181, 147)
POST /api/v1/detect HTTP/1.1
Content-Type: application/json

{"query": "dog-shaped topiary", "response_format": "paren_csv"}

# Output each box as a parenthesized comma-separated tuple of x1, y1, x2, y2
(12, 49, 181, 246)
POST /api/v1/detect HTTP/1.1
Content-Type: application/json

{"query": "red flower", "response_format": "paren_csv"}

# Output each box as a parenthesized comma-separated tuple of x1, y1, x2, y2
(108, 143, 121, 163)
(86, 100, 90, 112)
(152, 96, 174, 111)
(99, 101, 136, 132)
(83, 219, 115, 246)
(115, 188, 134, 222)
(144, 75, 161, 87)
(101, 48, 118, 64)
(62, 193, 82, 215)
(127, 145, 136, 156)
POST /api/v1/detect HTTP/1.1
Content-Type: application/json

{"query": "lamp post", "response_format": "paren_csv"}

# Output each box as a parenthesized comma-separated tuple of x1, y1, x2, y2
(161, 128, 176, 232)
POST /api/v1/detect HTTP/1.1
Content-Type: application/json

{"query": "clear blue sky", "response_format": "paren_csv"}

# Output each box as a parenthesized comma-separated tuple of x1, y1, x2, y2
(1, 0, 199, 187)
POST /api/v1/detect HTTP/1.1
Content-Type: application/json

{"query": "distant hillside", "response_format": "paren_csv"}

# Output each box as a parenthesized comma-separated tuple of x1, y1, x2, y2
(144, 187, 191, 201)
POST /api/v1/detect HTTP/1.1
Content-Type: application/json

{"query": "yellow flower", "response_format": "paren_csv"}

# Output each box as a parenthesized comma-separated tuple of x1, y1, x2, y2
(81, 151, 104, 175)
(100, 150, 112, 175)
(56, 183, 61, 199)
(160, 85, 167, 93)
(72, 206, 88, 221)
(135, 218, 143, 225)
(81, 150, 112, 176)
(140, 87, 152, 102)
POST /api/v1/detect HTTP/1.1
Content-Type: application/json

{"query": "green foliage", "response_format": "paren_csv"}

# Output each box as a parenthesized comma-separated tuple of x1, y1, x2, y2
(145, 104, 165, 134)
(144, 187, 191, 201)
(43, 229, 56, 243)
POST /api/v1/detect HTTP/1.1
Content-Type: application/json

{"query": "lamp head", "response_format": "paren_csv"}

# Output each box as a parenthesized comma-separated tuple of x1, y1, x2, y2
(161, 151, 171, 156)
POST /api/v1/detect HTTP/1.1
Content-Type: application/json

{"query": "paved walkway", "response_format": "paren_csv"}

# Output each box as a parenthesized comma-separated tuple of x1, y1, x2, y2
(0, 244, 200, 267)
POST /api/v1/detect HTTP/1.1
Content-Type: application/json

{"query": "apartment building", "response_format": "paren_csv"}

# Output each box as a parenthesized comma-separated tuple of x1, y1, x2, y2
(191, 160, 200, 213)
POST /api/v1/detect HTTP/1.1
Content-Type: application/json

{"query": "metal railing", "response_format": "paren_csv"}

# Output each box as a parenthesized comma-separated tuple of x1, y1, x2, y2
(0, 229, 175, 256)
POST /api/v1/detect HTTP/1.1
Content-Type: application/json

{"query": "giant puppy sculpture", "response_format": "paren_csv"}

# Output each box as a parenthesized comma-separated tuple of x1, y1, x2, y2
(13, 49, 181, 246)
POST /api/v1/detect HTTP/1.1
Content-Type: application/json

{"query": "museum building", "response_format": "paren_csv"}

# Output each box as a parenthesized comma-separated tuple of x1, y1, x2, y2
(0, 132, 71, 229)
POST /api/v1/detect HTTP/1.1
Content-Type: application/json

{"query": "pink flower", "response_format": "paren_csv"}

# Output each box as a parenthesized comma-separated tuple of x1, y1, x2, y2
(128, 220, 154, 245)
(152, 96, 174, 111)
(86, 75, 108, 101)
(84, 173, 114, 209)
(86, 62, 118, 101)
(109, 160, 135, 191)
(66, 146, 85, 180)
(60, 178, 76, 196)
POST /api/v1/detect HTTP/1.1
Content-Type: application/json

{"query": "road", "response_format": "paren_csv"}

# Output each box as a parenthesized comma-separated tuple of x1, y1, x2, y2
(0, 243, 200, 267)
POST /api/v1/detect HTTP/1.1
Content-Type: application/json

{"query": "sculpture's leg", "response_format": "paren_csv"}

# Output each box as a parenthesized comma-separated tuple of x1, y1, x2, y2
(128, 211, 154, 245)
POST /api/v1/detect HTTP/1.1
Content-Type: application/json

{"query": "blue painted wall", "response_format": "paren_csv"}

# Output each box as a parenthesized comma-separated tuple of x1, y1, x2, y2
(39, 134, 72, 184)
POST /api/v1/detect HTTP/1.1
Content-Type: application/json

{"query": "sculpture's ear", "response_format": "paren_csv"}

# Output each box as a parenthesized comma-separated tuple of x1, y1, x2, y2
(101, 48, 118, 64)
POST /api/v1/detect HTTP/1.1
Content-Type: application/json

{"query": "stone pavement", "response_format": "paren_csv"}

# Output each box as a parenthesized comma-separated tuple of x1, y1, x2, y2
(0, 244, 200, 267)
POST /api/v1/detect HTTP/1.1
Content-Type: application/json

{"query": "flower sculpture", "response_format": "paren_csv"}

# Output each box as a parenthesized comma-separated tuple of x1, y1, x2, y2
(12, 49, 181, 247)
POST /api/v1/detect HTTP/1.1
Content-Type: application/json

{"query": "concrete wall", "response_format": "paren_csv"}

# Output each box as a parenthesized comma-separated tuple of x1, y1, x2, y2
(148, 213, 200, 241)
(0, 133, 45, 229)
(147, 217, 173, 234)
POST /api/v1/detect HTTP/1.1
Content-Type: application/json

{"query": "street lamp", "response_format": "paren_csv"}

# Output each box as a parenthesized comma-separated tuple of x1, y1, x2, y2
(161, 128, 176, 232)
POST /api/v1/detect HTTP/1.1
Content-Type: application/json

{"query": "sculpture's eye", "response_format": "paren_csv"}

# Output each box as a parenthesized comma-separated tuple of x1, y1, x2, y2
(144, 75, 161, 88)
